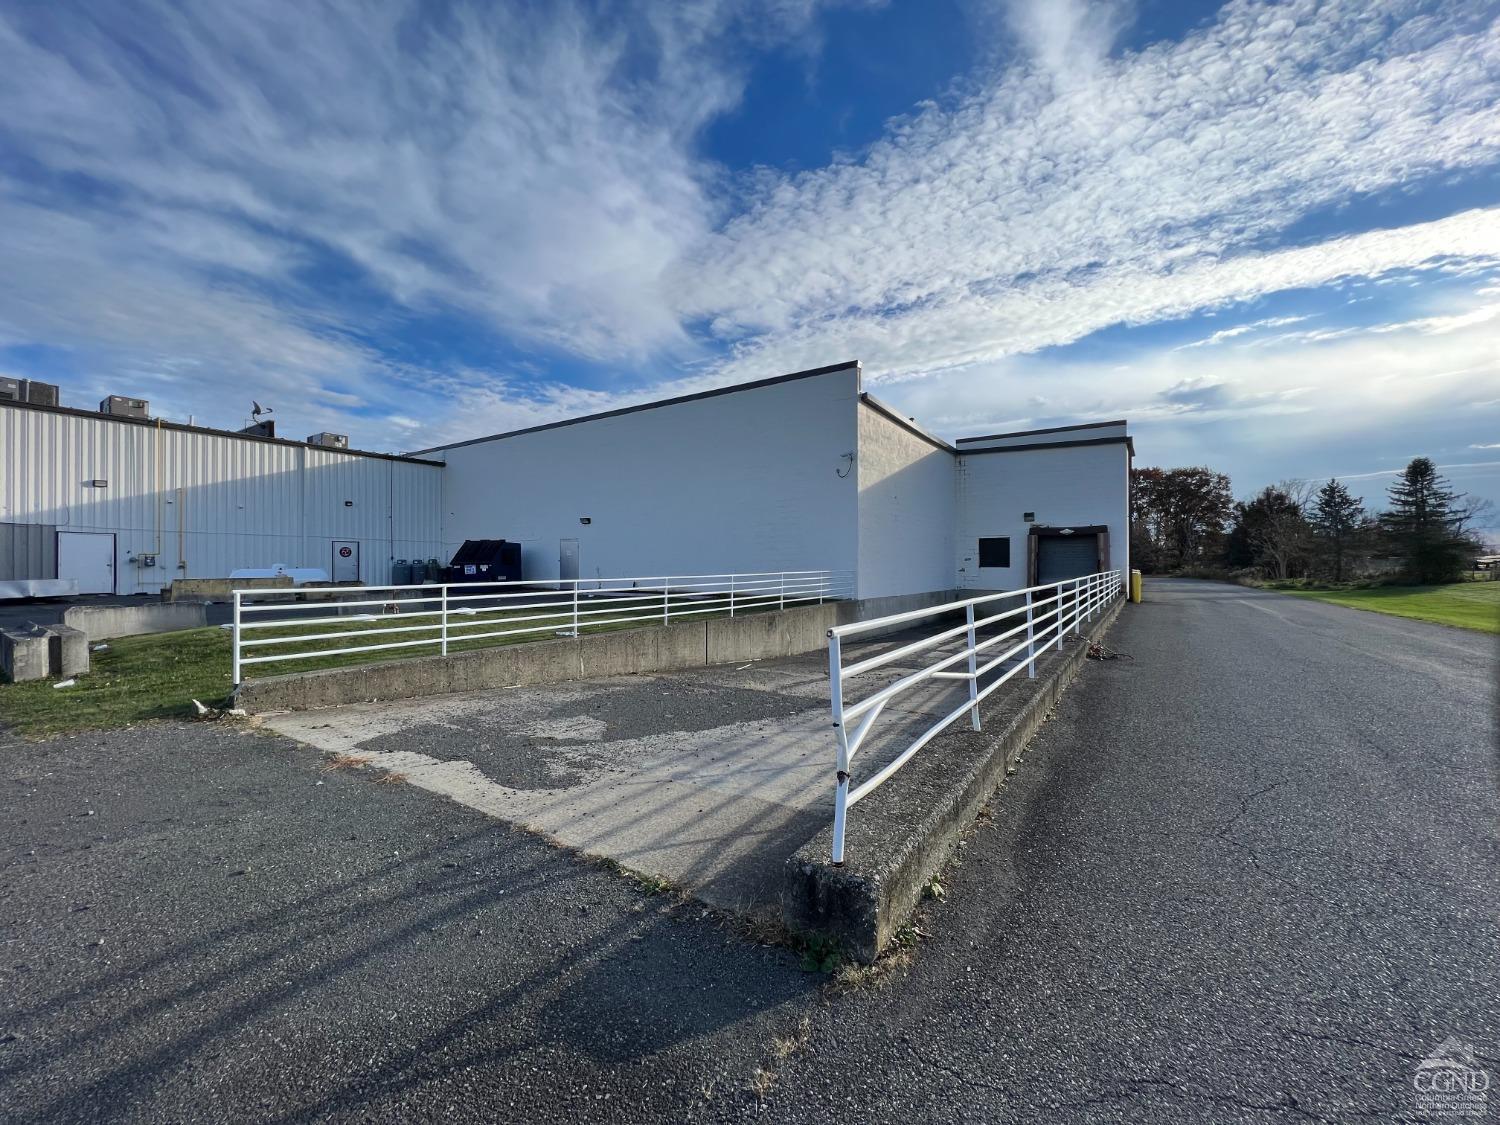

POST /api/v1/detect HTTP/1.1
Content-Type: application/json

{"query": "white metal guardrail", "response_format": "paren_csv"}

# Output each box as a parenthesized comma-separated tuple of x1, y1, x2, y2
(826, 569, 1123, 863)
(232, 569, 853, 684)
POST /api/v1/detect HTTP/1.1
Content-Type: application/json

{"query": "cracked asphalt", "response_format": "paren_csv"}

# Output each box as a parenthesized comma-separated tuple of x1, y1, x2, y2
(2, 577, 1496, 1122)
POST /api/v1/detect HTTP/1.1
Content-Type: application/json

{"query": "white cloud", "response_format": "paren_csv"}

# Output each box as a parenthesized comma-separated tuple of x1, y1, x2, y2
(0, 0, 1497, 463)
(673, 0, 1500, 382)
(1175, 315, 1314, 349)
(0, 0, 860, 375)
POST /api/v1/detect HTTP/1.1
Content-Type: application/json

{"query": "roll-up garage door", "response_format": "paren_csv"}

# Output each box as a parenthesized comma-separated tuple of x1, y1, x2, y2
(1036, 534, 1099, 585)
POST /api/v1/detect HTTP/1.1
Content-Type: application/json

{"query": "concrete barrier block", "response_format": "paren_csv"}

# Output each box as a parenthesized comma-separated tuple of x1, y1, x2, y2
(781, 597, 1124, 962)
(64, 602, 207, 641)
(45, 624, 90, 677)
(579, 621, 705, 677)
(2, 628, 52, 683)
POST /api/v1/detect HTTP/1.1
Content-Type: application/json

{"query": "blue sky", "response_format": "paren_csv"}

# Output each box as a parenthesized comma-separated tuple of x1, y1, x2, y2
(2, 0, 1498, 536)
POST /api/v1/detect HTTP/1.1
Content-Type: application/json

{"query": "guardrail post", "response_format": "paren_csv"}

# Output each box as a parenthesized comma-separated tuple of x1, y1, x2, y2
(1025, 589, 1037, 678)
(779, 573, 786, 611)
(730, 574, 736, 617)
(1074, 578, 1083, 636)
(440, 584, 449, 656)
(231, 590, 242, 686)
(829, 631, 850, 865)
(965, 602, 981, 730)
(663, 581, 670, 625)
(572, 583, 580, 635)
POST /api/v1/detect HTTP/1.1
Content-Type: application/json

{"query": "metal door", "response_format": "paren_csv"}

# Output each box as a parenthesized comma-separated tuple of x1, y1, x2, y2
(332, 540, 359, 583)
(57, 531, 115, 594)
(559, 539, 579, 582)
(1036, 534, 1098, 585)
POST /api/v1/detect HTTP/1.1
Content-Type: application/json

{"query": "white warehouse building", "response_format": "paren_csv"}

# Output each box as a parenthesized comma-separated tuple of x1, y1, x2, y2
(2, 361, 1130, 603)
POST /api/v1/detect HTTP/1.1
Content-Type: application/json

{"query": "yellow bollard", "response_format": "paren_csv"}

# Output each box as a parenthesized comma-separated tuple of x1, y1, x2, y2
(1130, 569, 1143, 603)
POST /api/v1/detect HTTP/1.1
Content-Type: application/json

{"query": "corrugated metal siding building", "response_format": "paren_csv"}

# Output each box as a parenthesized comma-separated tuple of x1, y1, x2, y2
(1, 401, 445, 593)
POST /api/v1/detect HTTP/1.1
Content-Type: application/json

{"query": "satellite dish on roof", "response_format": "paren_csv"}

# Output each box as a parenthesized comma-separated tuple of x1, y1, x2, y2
(251, 401, 274, 419)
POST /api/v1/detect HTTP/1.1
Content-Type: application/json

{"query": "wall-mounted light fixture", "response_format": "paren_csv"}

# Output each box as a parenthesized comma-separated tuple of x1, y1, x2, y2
(344, 500, 354, 507)
(579, 517, 592, 525)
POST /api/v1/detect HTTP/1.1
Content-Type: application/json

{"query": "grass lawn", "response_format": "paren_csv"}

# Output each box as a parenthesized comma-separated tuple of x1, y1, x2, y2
(0, 593, 801, 739)
(1278, 580, 1500, 634)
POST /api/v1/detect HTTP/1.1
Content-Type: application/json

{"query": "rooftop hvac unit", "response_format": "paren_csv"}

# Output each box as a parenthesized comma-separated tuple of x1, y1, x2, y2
(0, 376, 20, 403)
(22, 379, 59, 407)
(100, 395, 149, 420)
(307, 432, 349, 450)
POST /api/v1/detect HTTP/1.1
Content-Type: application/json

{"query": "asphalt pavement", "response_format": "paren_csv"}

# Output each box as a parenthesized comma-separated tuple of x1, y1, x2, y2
(2, 577, 1495, 1122)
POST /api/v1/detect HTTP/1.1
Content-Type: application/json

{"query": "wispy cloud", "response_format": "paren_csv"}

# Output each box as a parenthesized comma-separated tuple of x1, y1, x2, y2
(675, 0, 1500, 382)
(0, 0, 1497, 473)
(1175, 316, 1314, 349)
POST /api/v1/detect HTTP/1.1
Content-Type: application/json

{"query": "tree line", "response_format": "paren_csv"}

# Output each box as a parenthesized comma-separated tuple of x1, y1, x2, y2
(1131, 457, 1493, 585)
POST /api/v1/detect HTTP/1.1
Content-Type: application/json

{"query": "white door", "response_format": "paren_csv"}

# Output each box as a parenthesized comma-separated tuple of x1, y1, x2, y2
(559, 539, 579, 582)
(332, 540, 360, 583)
(58, 531, 115, 594)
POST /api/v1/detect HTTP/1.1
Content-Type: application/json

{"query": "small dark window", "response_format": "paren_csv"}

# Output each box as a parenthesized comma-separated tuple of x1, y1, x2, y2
(978, 537, 1011, 568)
(1022, 511, 1035, 523)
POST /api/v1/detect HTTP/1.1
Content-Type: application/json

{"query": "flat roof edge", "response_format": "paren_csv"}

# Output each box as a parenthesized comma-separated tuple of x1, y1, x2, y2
(857, 393, 956, 453)
(410, 360, 862, 455)
(955, 419, 1129, 444)
(958, 435, 1135, 456)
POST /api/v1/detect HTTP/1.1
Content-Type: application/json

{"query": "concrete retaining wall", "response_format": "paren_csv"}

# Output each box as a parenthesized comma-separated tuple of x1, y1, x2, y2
(781, 597, 1125, 962)
(64, 602, 208, 641)
(235, 591, 954, 714)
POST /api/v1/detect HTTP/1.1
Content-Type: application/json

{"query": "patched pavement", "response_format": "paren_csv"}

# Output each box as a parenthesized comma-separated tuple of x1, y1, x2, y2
(260, 642, 993, 915)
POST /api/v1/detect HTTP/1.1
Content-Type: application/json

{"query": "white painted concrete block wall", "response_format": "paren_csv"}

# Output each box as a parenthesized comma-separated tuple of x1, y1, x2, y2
(955, 442, 1131, 590)
(856, 404, 955, 599)
(434, 367, 862, 582)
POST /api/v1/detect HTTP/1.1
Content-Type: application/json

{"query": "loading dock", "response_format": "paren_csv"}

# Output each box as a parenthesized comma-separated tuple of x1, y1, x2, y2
(1029, 524, 1109, 586)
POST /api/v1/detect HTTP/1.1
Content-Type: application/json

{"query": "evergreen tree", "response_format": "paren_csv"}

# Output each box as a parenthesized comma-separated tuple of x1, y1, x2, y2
(1381, 458, 1474, 584)
(1308, 479, 1364, 583)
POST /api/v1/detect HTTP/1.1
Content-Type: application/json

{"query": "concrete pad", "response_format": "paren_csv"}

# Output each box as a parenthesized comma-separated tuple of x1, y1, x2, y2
(262, 643, 967, 919)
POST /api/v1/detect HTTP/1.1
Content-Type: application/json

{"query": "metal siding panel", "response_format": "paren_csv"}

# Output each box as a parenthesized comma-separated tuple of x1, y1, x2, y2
(1, 404, 445, 592)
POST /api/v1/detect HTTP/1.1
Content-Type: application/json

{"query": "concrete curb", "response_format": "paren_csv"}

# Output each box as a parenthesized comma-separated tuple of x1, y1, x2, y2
(780, 597, 1126, 962)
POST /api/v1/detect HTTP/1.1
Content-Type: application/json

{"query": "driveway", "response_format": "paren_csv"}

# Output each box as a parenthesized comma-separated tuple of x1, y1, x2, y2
(2, 577, 1495, 1122)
